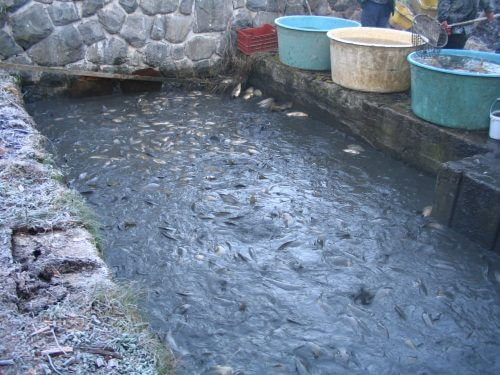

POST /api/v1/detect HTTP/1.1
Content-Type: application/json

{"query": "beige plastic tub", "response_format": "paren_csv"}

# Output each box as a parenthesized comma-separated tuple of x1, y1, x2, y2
(327, 27, 422, 93)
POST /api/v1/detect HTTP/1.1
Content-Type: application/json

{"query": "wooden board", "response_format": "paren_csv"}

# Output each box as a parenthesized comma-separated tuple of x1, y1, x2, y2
(0, 62, 166, 82)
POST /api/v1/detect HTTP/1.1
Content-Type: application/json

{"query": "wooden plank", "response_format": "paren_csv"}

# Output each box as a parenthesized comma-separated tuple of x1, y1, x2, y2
(0, 62, 166, 82)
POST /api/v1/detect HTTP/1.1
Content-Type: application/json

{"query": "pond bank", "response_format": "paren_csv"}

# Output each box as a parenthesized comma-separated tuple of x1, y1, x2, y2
(0, 74, 172, 374)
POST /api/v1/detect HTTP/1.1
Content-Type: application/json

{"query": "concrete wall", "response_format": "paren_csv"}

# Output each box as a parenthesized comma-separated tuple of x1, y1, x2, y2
(0, 0, 359, 74)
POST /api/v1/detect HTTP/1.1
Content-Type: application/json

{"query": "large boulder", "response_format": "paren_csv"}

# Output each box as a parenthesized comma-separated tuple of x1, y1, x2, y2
(194, 0, 232, 32)
(171, 44, 185, 60)
(232, 8, 252, 29)
(28, 25, 84, 66)
(5, 0, 30, 12)
(144, 42, 171, 67)
(11, 3, 54, 49)
(0, 30, 23, 59)
(246, 0, 267, 11)
(266, 0, 282, 12)
(308, 0, 332, 15)
(233, 0, 245, 9)
(48, 2, 80, 26)
(165, 14, 192, 43)
(140, 0, 178, 15)
(150, 16, 166, 40)
(121, 14, 152, 47)
(98, 3, 127, 33)
(253, 11, 279, 26)
(87, 37, 128, 65)
(119, 0, 138, 13)
(82, 0, 106, 17)
(78, 20, 106, 45)
(179, 0, 194, 14)
(185, 35, 217, 61)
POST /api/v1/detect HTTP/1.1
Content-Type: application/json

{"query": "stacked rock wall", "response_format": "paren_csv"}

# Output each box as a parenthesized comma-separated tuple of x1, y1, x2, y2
(0, 0, 359, 74)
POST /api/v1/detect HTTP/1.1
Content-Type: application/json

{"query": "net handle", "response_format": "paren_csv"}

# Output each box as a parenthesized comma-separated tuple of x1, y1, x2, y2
(450, 13, 499, 27)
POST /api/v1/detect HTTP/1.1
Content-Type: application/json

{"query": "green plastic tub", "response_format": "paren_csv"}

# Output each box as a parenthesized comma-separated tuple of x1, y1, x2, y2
(408, 50, 500, 130)
(274, 16, 360, 71)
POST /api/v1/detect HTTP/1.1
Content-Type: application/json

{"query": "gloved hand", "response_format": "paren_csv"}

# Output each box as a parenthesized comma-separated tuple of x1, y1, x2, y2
(440, 20, 452, 35)
(485, 12, 494, 22)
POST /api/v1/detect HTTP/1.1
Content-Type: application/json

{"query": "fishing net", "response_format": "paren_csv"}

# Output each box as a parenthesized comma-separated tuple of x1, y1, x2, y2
(412, 14, 448, 55)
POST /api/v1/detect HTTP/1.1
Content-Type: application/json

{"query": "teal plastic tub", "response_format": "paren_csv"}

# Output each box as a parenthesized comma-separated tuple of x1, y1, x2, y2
(274, 16, 360, 71)
(408, 50, 500, 130)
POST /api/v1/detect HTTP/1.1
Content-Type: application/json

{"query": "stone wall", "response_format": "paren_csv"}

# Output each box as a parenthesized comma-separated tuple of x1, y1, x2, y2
(0, 0, 359, 74)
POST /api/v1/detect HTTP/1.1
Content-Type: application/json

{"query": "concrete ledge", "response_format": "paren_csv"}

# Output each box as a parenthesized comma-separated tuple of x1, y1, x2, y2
(249, 55, 498, 175)
(434, 153, 500, 252)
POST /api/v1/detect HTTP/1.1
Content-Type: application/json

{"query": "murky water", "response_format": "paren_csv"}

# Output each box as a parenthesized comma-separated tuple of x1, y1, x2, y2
(30, 90, 500, 374)
(414, 53, 500, 74)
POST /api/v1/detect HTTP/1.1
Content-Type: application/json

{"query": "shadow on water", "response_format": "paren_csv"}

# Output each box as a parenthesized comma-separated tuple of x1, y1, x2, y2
(29, 89, 500, 374)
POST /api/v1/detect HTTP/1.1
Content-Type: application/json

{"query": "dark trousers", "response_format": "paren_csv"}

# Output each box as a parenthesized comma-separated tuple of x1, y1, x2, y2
(361, 1, 392, 28)
(444, 33, 468, 49)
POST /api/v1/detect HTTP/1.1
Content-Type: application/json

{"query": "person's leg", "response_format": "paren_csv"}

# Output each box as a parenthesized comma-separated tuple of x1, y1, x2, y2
(444, 33, 468, 49)
(361, 1, 380, 27)
(376, 2, 392, 27)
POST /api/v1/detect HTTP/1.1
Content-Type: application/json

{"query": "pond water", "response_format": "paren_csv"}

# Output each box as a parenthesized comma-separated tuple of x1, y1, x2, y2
(30, 89, 500, 374)
(413, 53, 500, 75)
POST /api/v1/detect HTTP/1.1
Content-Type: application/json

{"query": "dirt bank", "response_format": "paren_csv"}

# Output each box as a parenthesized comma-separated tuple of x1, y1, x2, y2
(0, 73, 173, 374)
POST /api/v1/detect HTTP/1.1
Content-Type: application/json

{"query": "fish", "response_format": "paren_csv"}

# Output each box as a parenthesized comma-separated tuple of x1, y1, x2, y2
(258, 98, 274, 108)
(287, 316, 305, 325)
(344, 144, 364, 155)
(160, 231, 177, 241)
(404, 339, 417, 350)
(263, 277, 302, 291)
(422, 222, 445, 231)
(165, 330, 189, 356)
(248, 248, 257, 261)
(176, 291, 193, 297)
(421, 205, 433, 217)
(271, 102, 293, 111)
(245, 87, 254, 95)
(277, 240, 296, 251)
(237, 252, 250, 262)
(174, 303, 190, 315)
(231, 83, 242, 98)
(215, 244, 226, 256)
(219, 193, 239, 205)
(394, 305, 407, 320)
(416, 278, 428, 296)
(422, 312, 433, 327)
(253, 89, 262, 97)
(249, 195, 257, 205)
(243, 93, 253, 100)
(210, 365, 239, 375)
(353, 287, 374, 305)
(295, 357, 310, 375)
(286, 111, 308, 118)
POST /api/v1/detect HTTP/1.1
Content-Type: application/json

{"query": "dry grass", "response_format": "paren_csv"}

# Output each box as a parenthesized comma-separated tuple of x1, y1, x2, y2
(0, 73, 172, 374)
(88, 284, 176, 375)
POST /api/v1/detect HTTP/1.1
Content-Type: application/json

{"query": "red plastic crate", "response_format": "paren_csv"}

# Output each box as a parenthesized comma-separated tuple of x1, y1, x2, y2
(237, 24, 278, 55)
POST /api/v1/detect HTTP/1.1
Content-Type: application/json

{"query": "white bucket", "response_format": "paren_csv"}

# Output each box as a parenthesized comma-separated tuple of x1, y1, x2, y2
(489, 98, 500, 140)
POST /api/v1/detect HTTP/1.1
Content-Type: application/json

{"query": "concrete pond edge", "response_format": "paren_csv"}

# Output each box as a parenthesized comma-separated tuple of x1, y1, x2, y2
(0, 73, 174, 374)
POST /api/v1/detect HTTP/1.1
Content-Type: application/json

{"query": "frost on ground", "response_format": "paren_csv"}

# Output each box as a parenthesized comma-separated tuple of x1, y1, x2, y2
(0, 74, 173, 374)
